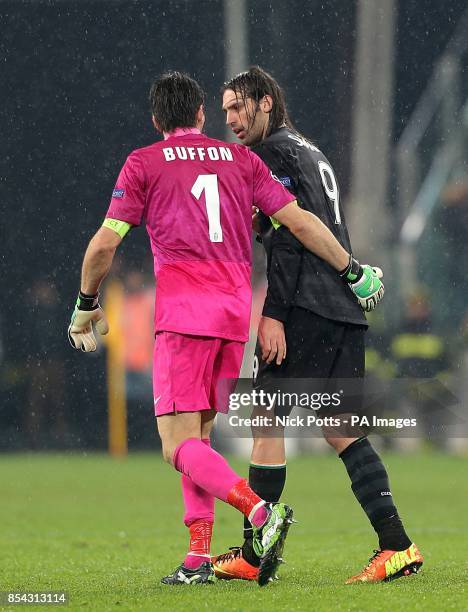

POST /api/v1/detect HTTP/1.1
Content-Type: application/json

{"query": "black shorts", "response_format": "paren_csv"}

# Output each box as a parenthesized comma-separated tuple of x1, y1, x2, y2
(253, 307, 367, 417)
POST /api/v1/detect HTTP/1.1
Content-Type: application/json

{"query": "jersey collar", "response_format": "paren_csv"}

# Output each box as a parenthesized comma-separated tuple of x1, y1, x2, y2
(163, 127, 201, 140)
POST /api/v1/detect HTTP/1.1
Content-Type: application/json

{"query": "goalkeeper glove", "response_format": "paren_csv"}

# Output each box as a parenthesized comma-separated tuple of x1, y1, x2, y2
(340, 256, 385, 312)
(68, 291, 109, 352)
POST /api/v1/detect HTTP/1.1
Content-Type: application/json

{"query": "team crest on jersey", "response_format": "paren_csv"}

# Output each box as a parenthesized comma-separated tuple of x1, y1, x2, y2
(112, 188, 125, 199)
(279, 176, 292, 187)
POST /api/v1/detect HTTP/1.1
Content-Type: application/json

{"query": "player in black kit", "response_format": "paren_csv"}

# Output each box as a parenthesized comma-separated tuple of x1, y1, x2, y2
(213, 66, 423, 583)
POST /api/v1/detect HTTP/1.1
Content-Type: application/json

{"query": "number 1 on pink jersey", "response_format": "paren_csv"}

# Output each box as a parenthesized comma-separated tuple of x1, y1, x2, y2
(191, 174, 223, 243)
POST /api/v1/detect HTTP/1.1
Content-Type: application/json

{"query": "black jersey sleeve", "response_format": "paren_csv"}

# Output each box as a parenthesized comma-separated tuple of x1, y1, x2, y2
(253, 143, 299, 194)
(253, 142, 303, 323)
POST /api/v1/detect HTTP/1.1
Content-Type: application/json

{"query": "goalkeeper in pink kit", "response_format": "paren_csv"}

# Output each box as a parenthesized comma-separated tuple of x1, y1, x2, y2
(68, 72, 384, 586)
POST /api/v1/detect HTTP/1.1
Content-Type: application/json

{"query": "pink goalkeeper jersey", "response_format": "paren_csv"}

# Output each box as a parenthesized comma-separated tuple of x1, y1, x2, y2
(106, 129, 295, 342)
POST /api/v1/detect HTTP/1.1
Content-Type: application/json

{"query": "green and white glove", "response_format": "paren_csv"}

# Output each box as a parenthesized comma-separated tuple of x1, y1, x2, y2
(68, 291, 109, 352)
(340, 256, 385, 312)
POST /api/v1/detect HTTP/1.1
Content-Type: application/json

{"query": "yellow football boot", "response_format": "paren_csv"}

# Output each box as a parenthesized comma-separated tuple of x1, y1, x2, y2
(211, 547, 258, 581)
(346, 543, 423, 584)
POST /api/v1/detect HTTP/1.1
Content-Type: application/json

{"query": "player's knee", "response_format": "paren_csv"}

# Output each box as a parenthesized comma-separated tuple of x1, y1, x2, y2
(325, 435, 356, 455)
(252, 435, 285, 463)
(324, 436, 341, 452)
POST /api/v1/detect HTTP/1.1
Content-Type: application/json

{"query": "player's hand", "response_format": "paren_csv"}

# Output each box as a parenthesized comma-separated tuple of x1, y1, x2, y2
(340, 256, 385, 312)
(68, 291, 109, 352)
(252, 206, 261, 234)
(258, 316, 287, 365)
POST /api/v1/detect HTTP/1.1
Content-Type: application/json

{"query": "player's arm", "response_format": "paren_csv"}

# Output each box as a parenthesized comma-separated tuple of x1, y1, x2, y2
(273, 202, 348, 270)
(69, 151, 146, 352)
(274, 202, 384, 311)
(81, 220, 131, 294)
(68, 220, 132, 352)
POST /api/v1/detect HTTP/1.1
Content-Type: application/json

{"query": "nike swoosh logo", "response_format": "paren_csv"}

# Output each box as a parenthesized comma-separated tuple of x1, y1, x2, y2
(154, 395, 161, 406)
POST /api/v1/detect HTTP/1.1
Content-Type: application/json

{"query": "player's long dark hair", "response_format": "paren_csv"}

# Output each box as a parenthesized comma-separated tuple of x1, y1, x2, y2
(222, 66, 294, 138)
(149, 71, 205, 133)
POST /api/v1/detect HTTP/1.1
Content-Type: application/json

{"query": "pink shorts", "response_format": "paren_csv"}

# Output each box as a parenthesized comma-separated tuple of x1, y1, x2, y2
(153, 332, 245, 416)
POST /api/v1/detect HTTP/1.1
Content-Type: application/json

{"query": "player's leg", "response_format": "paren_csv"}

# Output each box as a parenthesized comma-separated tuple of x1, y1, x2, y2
(165, 416, 293, 586)
(158, 410, 217, 585)
(210, 338, 295, 584)
(213, 435, 287, 580)
(213, 331, 295, 580)
(156, 334, 294, 586)
(178, 408, 218, 571)
(153, 332, 217, 585)
(159, 408, 279, 584)
(175, 408, 220, 574)
(247, 435, 287, 537)
(181, 441, 215, 569)
(248, 356, 288, 527)
(321, 324, 423, 583)
(236, 310, 322, 570)
(338, 436, 422, 583)
(158, 408, 217, 584)
(242, 420, 287, 561)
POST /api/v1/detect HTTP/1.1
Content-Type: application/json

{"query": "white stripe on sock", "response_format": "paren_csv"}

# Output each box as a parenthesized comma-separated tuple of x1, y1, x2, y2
(250, 462, 286, 468)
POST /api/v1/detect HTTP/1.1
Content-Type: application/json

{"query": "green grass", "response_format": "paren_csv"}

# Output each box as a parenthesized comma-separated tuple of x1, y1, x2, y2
(0, 451, 467, 611)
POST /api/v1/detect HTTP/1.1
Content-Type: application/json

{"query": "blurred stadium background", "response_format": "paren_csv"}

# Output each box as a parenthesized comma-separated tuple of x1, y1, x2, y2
(1, 0, 468, 456)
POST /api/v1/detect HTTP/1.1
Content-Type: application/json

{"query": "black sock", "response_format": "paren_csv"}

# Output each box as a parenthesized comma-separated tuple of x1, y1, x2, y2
(242, 463, 286, 566)
(339, 437, 412, 551)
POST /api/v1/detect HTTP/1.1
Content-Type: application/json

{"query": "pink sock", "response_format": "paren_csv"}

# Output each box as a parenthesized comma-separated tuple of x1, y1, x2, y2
(184, 553, 210, 569)
(181, 439, 215, 526)
(173, 438, 242, 502)
(181, 440, 214, 569)
(251, 505, 268, 527)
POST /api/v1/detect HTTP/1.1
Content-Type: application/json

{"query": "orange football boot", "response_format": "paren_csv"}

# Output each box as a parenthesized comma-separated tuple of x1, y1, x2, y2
(346, 543, 423, 584)
(211, 547, 259, 581)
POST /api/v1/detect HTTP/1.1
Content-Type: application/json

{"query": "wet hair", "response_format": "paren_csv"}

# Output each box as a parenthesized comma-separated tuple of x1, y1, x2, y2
(149, 71, 205, 133)
(222, 65, 293, 137)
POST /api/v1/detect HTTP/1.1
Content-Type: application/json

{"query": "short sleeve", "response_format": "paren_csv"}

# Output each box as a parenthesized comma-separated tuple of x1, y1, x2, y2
(105, 152, 146, 226)
(249, 150, 295, 217)
(253, 142, 298, 196)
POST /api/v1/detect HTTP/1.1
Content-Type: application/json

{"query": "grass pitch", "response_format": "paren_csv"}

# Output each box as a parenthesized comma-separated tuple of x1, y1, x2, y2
(1, 451, 467, 611)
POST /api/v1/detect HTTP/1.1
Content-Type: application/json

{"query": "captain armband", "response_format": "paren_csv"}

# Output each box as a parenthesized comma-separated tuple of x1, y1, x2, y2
(269, 199, 299, 230)
(102, 218, 133, 239)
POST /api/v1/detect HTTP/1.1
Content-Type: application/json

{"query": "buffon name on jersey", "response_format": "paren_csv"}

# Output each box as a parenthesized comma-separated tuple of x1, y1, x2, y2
(162, 145, 234, 162)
